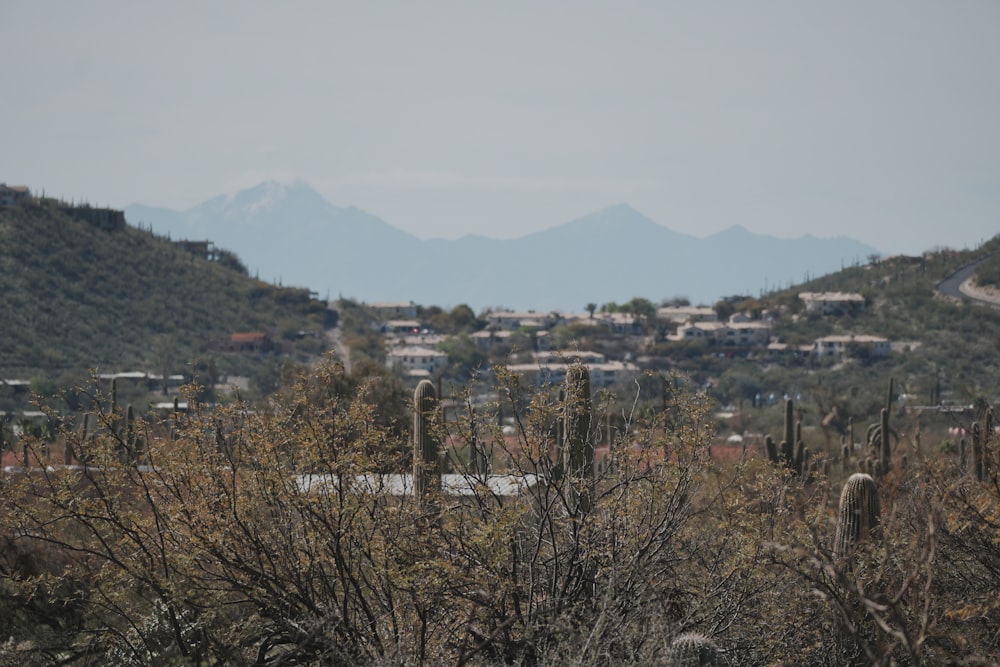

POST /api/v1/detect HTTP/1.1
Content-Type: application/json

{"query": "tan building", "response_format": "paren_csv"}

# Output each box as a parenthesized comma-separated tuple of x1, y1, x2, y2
(0, 183, 31, 207)
(799, 292, 865, 315)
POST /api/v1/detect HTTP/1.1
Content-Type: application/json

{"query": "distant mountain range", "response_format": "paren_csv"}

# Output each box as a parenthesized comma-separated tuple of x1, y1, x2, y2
(125, 181, 881, 311)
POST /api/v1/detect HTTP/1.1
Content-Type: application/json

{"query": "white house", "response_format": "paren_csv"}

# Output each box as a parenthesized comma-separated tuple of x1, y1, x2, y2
(386, 346, 449, 376)
(671, 321, 721, 342)
(657, 306, 718, 323)
(799, 292, 865, 315)
(670, 318, 770, 347)
(470, 329, 514, 351)
(532, 350, 605, 364)
(722, 320, 771, 346)
(509, 351, 638, 389)
(813, 334, 890, 358)
(596, 312, 643, 336)
(483, 311, 557, 331)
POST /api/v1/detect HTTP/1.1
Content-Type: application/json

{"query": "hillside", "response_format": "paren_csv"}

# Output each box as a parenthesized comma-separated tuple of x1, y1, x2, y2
(696, 236, 1000, 437)
(0, 200, 331, 391)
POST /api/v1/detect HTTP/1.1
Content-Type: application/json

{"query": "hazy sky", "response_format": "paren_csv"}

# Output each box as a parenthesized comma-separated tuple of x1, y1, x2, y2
(3, 2, 999, 254)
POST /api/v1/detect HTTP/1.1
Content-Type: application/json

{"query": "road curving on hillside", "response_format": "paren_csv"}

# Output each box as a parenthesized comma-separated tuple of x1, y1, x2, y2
(936, 255, 1000, 306)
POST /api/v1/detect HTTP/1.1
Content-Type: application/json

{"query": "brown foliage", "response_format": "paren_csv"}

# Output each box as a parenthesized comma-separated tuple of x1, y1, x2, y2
(0, 362, 998, 665)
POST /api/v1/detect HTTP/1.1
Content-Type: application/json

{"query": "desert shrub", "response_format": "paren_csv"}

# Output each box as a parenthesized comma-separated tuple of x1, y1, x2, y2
(0, 362, 998, 665)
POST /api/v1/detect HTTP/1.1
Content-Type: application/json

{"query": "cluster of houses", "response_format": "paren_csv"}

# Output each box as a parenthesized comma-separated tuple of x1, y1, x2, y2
(369, 291, 891, 386)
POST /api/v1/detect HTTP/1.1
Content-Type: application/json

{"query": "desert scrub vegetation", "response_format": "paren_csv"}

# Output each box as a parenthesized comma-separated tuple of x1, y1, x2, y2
(0, 202, 328, 378)
(0, 361, 998, 665)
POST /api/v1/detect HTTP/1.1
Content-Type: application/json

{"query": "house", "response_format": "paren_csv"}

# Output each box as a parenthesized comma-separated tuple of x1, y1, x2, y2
(596, 312, 643, 336)
(671, 321, 722, 342)
(386, 346, 449, 376)
(381, 319, 423, 334)
(224, 332, 275, 353)
(509, 351, 638, 389)
(657, 306, 717, 323)
(532, 350, 606, 365)
(0, 184, 31, 207)
(799, 292, 865, 315)
(813, 334, 890, 359)
(669, 317, 770, 347)
(483, 310, 558, 331)
(766, 342, 814, 357)
(470, 329, 515, 351)
(176, 240, 220, 261)
(722, 320, 771, 347)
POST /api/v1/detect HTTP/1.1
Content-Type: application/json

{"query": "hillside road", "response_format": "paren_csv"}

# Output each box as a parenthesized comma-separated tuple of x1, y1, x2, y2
(936, 255, 1000, 306)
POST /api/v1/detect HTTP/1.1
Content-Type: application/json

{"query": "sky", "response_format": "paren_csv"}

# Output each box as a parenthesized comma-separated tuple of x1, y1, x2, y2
(3, 1, 999, 255)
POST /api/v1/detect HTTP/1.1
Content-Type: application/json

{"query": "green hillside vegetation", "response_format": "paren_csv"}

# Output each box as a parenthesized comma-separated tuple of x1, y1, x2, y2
(0, 200, 330, 399)
(692, 238, 1000, 444)
(973, 250, 1000, 288)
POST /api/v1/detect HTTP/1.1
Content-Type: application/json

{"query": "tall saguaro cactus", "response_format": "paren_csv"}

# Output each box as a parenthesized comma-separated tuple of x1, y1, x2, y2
(984, 407, 995, 480)
(413, 380, 441, 504)
(834, 472, 881, 558)
(124, 404, 136, 464)
(971, 422, 984, 482)
(864, 378, 894, 477)
(968, 407, 995, 482)
(782, 398, 796, 468)
(766, 398, 805, 475)
(468, 404, 489, 476)
(563, 365, 594, 514)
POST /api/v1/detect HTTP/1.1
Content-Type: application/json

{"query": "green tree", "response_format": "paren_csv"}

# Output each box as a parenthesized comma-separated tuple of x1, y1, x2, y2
(437, 334, 487, 380)
(449, 303, 480, 333)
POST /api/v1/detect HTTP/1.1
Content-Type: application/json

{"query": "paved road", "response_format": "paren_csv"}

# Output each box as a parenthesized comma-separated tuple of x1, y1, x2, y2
(936, 255, 999, 305)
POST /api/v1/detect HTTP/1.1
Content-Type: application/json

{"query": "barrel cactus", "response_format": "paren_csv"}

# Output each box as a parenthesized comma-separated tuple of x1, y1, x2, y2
(834, 472, 881, 557)
(663, 632, 723, 666)
(413, 379, 441, 503)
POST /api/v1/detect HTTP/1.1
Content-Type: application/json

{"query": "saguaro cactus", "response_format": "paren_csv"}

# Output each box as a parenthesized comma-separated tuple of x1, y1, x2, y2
(864, 378, 894, 476)
(968, 407, 996, 482)
(468, 404, 489, 476)
(664, 632, 723, 666)
(879, 406, 890, 475)
(413, 380, 441, 503)
(765, 398, 805, 475)
(970, 423, 983, 481)
(563, 364, 594, 514)
(782, 398, 796, 468)
(834, 472, 881, 558)
(124, 404, 136, 464)
(985, 407, 995, 479)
